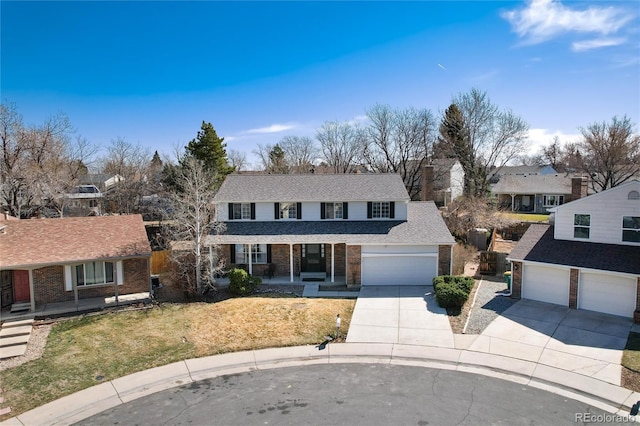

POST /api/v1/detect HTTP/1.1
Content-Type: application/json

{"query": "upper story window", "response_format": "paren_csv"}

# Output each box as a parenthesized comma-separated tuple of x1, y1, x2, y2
(623, 216, 640, 243)
(275, 202, 301, 220)
(367, 201, 395, 219)
(543, 195, 564, 207)
(629, 191, 640, 200)
(228, 203, 254, 220)
(321, 202, 348, 220)
(574, 214, 591, 239)
(76, 261, 114, 286)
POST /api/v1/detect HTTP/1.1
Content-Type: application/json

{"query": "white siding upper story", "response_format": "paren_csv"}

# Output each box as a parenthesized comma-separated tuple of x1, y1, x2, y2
(553, 180, 640, 246)
(216, 200, 409, 222)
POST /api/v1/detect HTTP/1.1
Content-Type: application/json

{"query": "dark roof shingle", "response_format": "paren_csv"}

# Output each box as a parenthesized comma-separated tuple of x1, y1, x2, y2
(509, 224, 640, 275)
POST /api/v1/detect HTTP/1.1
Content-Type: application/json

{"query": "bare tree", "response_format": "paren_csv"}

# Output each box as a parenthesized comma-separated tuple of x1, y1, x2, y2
(363, 104, 436, 199)
(316, 121, 365, 173)
(99, 138, 152, 214)
(279, 135, 317, 173)
(227, 148, 248, 172)
(253, 143, 289, 173)
(578, 116, 640, 192)
(165, 156, 224, 294)
(441, 89, 529, 197)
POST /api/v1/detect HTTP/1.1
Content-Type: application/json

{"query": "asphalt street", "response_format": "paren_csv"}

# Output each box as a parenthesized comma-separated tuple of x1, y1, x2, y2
(76, 363, 631, 426)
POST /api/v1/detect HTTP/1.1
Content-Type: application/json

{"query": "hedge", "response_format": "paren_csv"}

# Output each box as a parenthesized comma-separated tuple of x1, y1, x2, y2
(432, 275, 475, 310)
(228, 268, 262, 296)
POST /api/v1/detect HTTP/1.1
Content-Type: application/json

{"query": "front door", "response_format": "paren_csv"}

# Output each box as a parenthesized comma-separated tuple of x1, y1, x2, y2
(301, 244, 326, 273)
(13, 270, 30, 303)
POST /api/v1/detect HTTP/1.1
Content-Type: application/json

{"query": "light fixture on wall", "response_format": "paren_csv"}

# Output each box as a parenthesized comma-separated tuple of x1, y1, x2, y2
(514, 263, 519, 271)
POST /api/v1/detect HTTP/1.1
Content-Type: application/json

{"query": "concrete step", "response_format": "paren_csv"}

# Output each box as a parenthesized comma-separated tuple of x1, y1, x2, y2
(0, 344, 27, 359)
(1, 319, 34, 328)
(10, 303, 30, 313)
(0, 334, 30, 348)
(0, 325, 32, 338)
(300, 272, 326, 281)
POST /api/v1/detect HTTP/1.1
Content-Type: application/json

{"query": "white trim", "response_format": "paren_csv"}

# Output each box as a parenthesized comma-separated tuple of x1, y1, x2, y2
(361, 252, 437, 258)
(116, 261, 124, 286)
(29, 269, 35, 312)
(517, 259, 638, 280)
(331, 243, 335, 283)
(289, 244, 294, 282)
(64, 265, 73, 291)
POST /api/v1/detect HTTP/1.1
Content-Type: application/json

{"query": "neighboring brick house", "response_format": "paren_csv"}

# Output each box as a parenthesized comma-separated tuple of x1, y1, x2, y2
(0, 215, 152, 312)
(508, 179, 640, 320)
(207, 174, 455, 286)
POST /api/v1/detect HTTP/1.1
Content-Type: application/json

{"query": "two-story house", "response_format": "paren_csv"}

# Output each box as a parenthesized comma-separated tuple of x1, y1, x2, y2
(508, 179, 640, 320)
(207, 174, 455, 286)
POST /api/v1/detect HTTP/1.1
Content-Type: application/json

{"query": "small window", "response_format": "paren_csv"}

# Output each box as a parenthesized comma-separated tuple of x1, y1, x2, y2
(574, 214, 591, 239)
(235, 244, 267, 264)
(543, 195, 564, 207)
(232, 203, 251, 220)
(623, 216, 640, 243)
(629, 191, 640, 200)
(280, 202, 297, 219)
(89, 199, 98, 208)
(372, 202, 390, 218)
(324, 202, 343, 219)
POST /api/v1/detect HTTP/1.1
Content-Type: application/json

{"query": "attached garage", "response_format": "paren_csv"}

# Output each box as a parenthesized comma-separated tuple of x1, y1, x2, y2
(579, 272, 636, 318)
(360, 245, 438, 286)
(522, 264, 570, 306)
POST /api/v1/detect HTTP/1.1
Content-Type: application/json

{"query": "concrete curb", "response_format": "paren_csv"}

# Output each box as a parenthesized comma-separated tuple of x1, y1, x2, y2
(2, 342, 639, 425)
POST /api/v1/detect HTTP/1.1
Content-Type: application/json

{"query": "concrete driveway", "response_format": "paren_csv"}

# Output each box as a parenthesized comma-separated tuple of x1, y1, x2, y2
(346, 286, 454, 348)
(467, 299, 634, 385)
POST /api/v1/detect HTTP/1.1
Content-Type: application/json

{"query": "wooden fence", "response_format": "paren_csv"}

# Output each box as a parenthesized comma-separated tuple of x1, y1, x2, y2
(151, 250, 171, 274)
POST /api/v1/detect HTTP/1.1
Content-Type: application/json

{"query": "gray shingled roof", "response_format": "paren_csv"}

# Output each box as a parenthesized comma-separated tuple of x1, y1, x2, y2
(509, 224, 640, 275)
(206, 202, 454, 245)
(492, 174, 572, 194)
(214, 174, 410, 203)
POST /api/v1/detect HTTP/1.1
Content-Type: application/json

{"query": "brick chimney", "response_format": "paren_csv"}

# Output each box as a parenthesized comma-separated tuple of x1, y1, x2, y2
(571, 176, 588, 201)
(421, 165, 435, 201)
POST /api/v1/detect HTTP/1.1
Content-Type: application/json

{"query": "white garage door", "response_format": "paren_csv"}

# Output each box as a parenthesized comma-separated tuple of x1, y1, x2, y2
(361, 255, 438, 286)
(522, 264, 570, 306)
(579, 272, 636, 318)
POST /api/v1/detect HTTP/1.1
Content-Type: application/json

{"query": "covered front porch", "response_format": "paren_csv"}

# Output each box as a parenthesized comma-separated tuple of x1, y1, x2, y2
(210, 242, 360, 285)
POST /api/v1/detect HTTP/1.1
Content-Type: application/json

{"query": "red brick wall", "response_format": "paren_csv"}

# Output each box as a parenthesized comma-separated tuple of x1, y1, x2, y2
(511, 261, 522, 299)
(324, 244, 346, 278)
(32, 258, 150, 305)
(569, 268, 579, 309)
(346, 245, 361, 285)
(438, 245, 452, 276)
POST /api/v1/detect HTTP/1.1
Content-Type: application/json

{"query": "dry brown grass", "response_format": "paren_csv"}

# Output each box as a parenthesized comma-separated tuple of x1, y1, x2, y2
(0, 296, 354, 420)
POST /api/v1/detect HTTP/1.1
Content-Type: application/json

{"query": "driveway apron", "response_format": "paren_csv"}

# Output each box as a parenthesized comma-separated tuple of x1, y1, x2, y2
(346, 286, 454, 348)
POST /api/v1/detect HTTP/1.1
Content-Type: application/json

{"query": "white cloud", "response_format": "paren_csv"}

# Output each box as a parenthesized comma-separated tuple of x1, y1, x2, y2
(572, 37, 627, 52)
(246, 123, 297, 134)
(468, 69, 500, 82)
(502, 0, 632, 46)
(526, 128, 580, 155)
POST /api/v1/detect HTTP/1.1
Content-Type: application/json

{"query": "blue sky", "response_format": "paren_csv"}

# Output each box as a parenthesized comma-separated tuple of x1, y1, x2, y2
(2, 1, 639, 168)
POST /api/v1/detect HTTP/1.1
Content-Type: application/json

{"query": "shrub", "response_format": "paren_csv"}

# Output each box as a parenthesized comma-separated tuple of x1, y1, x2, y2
(228, 268, 262, 296)
(432, 275, 475, 309)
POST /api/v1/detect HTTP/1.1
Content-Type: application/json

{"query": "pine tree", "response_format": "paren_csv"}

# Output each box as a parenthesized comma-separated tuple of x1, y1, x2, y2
(438, 104, 474, 196)
(186, 121, 234, 177)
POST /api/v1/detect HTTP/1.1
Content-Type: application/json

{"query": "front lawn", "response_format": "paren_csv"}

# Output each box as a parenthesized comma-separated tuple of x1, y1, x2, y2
(0, 296, 354, 420)
(499, 212, 549, 223)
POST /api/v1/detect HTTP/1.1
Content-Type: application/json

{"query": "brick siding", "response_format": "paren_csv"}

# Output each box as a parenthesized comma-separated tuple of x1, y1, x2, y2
(511, 261, 522, 299)
(438, 245, 452, 276)
(32, 257, 150, 306)
(346, 245, 361, 285)
(569, 268, 579, 309)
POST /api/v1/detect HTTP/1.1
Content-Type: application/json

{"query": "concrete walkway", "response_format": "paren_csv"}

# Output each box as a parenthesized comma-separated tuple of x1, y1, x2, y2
(347, 286, 454, 348)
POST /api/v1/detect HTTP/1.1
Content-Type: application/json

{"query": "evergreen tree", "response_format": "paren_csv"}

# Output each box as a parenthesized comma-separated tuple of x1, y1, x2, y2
(151, 150, 163, 169)
(186, 121, 234, 177)
(438, 104, 474, 196)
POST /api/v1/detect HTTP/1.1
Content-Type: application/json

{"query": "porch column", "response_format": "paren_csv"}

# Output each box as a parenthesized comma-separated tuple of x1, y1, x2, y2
(510, 194, 515, 211)
(248, 243, 253, 275)
(28, 269, 35, 312)
(345, 244, 348, 284)
(331, 243, 335, 283)
(289, 244, 294, 282)
(209, 246, 214, 276)
(450, 245, 454, 275)
(74, 271, 79, 307)
(114, 265, 119, 306)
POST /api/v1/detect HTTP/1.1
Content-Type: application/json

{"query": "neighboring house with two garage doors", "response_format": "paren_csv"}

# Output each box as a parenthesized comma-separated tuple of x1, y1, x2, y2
(207, 174, 455, 286)
(508, 179, 640, 320)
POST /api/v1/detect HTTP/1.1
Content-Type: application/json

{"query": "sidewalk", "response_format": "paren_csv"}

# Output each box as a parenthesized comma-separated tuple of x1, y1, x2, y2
(2, 341, 639, 425)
